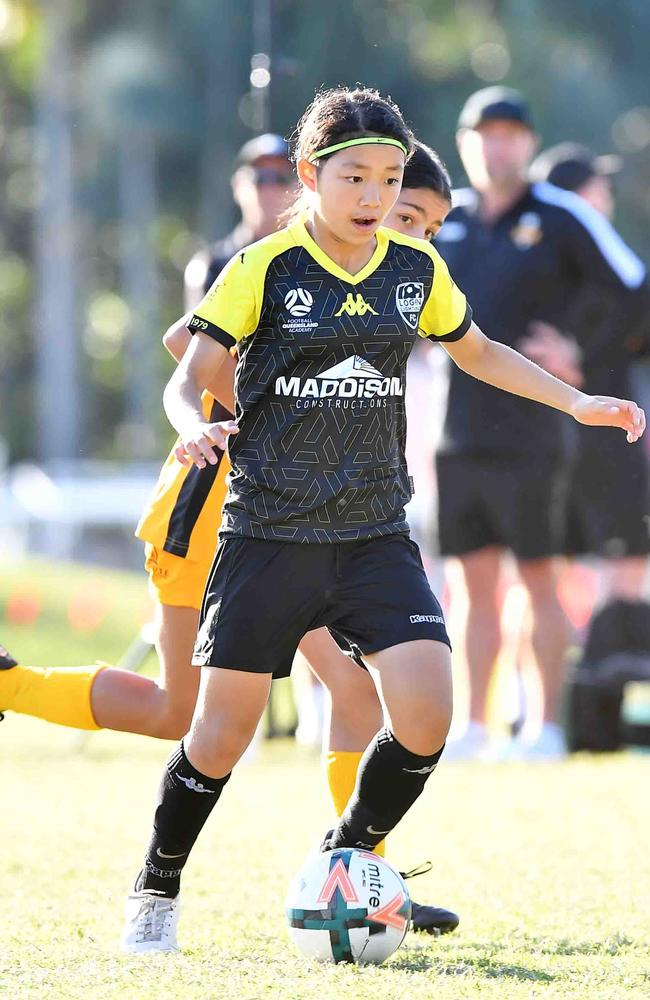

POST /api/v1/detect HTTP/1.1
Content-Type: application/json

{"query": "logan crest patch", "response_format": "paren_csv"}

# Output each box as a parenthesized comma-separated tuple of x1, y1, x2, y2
(395, 282, 424, 330)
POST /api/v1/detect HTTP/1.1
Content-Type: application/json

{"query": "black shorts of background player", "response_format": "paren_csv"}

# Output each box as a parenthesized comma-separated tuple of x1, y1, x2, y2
(121, 84, 644, 953)
(434, 88, 650, 760)
(526, 142, 650, 604)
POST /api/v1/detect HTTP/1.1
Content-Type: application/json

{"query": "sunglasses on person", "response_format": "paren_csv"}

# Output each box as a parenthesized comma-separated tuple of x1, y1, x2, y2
(248, 166, 295, 187)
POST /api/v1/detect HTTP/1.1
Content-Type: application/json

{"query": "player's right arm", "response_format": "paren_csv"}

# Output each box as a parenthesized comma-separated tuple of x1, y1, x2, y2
(163, 314, 237, 413)
(164, 249, 262, 467)
(163, 332, 238, 469)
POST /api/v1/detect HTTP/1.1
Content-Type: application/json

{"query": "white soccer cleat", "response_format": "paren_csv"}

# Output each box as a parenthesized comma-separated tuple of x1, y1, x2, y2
(121, 891, 180, 953)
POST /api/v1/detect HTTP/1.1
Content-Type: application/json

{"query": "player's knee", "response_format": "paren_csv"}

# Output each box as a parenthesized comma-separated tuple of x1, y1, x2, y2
(392, 699, 451, 756)
(187, 716, 256, 774)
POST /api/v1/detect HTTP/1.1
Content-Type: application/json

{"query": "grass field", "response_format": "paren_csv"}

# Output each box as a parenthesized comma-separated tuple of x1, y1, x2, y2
(2, 562, 650, 999)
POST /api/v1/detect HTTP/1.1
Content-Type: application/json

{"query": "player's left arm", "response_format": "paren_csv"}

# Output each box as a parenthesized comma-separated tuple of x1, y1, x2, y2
(442, 322, 646, 442)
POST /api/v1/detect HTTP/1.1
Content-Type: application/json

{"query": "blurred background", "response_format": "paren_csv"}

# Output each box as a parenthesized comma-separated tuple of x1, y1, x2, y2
(1, 0, 649, 564)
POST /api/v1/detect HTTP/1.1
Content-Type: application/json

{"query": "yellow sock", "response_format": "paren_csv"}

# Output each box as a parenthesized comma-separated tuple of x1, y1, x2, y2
(325, 749, 386, 857)
(0, 663, 104, 730)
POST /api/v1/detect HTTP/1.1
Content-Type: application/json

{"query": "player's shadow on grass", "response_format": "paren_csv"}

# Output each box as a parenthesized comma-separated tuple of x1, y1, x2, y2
(391, 950, 555, 981)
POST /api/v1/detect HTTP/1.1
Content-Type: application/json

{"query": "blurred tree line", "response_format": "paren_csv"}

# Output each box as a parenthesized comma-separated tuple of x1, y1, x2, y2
(1, 0, 649, 462)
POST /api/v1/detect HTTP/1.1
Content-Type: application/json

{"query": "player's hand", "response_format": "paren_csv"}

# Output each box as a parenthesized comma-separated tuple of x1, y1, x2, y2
(570, 395, 646, 443)
(176, 420, 239, 468)
(519, 322, 583, 387)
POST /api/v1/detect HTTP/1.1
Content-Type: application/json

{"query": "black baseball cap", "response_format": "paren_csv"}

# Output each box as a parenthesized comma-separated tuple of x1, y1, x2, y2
(458, 86, 534, 132)
(235, 133, 290, 167)
(530, 142, 622, 191)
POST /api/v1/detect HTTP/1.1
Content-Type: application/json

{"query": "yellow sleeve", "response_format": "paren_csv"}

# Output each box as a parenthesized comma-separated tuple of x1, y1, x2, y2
(188, 251, 262, 349)
(419, 246, 472, 342)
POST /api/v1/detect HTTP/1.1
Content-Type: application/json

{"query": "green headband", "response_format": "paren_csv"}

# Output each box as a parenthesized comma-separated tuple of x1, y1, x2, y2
(308, 136, 409, 163)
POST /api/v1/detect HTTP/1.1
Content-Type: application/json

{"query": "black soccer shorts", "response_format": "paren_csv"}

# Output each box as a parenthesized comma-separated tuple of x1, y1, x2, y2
(193, 533, 450, 677)
(436, 451, 570, 561)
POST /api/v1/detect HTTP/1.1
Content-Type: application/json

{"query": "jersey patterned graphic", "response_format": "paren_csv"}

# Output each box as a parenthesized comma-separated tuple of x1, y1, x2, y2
(191, 221, 471, 544)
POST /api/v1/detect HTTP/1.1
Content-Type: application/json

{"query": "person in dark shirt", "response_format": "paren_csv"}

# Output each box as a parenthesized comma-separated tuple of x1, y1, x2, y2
(525, 143, 650, 598)
(435, 88, 648, 759)
(184, 133, 297, 309)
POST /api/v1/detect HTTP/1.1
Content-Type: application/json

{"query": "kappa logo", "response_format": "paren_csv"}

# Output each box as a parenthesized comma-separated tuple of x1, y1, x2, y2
(335, 292, 378, 317)
(395, 282, 425, 330)
(275, 355, 403, 401)
(284, 287, 314, 317)
(410, 613, 444, 624)
(177, 775, 216, 794)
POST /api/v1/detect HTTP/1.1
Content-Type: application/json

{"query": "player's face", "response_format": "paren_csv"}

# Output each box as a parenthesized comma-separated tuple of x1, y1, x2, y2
(386, 187, 451, 241)
(306, 144, 405, 245)
(232, 155, 297, 235)
(458, 120, 538, 189)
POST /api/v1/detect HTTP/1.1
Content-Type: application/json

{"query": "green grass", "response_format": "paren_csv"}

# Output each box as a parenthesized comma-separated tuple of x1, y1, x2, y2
(2, 561, 650, 998)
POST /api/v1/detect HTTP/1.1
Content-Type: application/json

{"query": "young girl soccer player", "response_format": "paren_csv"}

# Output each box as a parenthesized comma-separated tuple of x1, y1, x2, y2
(1, 140, 459, 934)
(118, 86, 643, 951)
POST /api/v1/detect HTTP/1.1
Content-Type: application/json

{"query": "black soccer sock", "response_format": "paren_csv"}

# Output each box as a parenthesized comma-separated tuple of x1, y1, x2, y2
(136, 741, 230, 897)
(326, 728, 444, 851)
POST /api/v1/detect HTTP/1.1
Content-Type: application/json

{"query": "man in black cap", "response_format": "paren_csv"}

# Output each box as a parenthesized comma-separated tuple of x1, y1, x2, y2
(185, 133, 296, 308)
(524, 142, 650, 605)
(435, 87, 649, 759)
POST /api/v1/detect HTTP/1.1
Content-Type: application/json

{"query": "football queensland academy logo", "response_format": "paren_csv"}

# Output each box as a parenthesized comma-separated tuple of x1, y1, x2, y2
(284, 287, 313, 317)
(395, 282, 424, 330)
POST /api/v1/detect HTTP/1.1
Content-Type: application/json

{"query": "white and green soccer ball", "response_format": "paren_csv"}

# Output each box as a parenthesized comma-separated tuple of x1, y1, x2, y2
(286, 848, 411, 965)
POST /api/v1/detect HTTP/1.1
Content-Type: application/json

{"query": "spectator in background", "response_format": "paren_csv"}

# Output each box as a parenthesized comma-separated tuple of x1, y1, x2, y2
(434, 88, 649, 759)
(525, 143, 650, 602)
(185, 133, 296, 310)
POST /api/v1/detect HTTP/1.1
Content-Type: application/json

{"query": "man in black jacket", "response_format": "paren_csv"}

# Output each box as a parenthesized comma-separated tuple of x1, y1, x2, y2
(435, 88, 648, 759)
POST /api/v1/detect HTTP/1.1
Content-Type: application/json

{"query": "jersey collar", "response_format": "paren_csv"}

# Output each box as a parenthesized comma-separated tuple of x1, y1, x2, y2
(289, 215, 389, 285)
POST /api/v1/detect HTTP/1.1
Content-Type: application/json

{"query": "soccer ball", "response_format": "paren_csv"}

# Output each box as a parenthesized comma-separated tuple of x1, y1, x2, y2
(286, 848, 411, 965)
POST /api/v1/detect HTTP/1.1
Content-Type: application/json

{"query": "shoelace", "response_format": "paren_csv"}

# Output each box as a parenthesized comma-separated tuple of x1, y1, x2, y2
(400, 861, 433, 881)
(135, 896, 176, 942)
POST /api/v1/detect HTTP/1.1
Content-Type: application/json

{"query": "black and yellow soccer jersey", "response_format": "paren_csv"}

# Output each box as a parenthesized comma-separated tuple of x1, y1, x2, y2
(189, 217, 472, 544)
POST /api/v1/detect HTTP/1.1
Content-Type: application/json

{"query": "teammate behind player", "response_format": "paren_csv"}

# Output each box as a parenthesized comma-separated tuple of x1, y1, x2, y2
(121, 85, 644, 952)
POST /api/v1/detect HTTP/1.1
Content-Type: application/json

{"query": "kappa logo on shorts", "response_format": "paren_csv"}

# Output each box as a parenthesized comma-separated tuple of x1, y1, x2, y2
(395, 282, 425, 330)
(409, 613, 445, 624)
